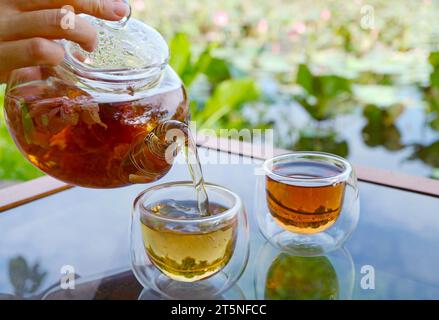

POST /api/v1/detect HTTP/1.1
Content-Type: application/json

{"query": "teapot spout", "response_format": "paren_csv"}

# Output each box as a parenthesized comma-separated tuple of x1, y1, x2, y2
(121, 120, 188, 184)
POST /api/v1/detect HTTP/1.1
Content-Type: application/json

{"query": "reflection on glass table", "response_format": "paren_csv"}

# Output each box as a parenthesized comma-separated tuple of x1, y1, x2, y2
(254, 242, 354, 300)
(40, 268, 247, 300)
(138, 284, 246, 300)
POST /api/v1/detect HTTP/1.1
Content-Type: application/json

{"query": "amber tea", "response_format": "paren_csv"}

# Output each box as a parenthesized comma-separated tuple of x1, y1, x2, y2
(141, 200, 237, 282)
(266, 160, 346, 234)
(4, 69, 189, 188)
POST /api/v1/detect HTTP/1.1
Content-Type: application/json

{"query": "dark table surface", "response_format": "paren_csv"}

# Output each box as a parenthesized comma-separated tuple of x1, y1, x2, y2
(1, 148, 438, 300)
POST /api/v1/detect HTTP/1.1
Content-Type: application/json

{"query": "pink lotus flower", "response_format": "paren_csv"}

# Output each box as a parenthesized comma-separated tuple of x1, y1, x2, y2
(288, 22, 306, 39)
(213, 11, 229, 27)
(292, 22, 306, 34)
(320, 9, 331, 21)
(133, 0, 146, 12)
(257, 19, 269, 34)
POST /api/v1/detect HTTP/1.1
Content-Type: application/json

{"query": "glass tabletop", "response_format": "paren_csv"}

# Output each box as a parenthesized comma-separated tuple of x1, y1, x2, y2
(0, 148, 438, 300)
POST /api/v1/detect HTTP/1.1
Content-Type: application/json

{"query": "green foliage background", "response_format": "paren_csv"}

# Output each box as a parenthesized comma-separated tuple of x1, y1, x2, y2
(1, 0, 439, 181)
(0, 87, 43, 181)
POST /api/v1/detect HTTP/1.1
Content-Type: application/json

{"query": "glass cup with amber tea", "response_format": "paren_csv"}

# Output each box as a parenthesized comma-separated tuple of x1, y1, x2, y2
(255, 152, 360, 256)
(130, 182, 249, 299)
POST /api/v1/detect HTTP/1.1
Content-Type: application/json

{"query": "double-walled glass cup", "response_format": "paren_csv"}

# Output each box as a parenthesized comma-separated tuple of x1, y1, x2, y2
(131, 182, 250, 299)
(255, 152, 360, 255)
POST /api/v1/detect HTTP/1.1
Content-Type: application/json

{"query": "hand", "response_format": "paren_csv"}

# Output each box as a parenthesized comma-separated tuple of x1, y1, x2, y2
(0, 0, 130, 83)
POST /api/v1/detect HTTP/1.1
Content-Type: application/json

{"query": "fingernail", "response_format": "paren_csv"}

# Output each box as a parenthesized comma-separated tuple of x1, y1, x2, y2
(87, 44, 96, 52)
(83, 40, 97, 53)
(113, 2, 130, 18)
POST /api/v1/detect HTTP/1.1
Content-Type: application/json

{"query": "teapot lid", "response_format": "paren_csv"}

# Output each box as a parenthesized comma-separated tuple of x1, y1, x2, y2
(62, 8, 169, 91)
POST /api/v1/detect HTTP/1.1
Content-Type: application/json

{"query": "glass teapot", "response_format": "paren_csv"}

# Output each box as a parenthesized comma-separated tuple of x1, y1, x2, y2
(3, 6, 189, 188)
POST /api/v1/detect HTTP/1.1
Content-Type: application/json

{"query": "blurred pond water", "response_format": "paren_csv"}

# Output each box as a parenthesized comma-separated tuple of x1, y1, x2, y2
(141, 0, 439, 179)
(242, 76, 439, 177)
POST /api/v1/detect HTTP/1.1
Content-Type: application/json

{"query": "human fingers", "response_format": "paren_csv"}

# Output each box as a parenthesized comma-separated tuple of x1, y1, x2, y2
(14, 0, 130, 21)
(0, 38, 65, 76)
(0, 10, 98, 51)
